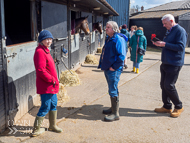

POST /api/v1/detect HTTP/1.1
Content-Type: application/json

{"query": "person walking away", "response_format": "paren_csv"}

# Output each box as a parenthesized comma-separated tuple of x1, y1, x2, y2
(32, 30, 62, 137)
(153, 14, 187, 118)
(129, 25, 136, 37)
(129, 25, 137, 58)
(98, 21, 127, 122)
(130, 27, 147, 74)
(120, 24, 131, 69)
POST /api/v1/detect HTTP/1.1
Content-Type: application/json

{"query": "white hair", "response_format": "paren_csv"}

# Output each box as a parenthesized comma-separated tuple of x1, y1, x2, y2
(106, 21, 120, 33)
(161, 14, 175, 22)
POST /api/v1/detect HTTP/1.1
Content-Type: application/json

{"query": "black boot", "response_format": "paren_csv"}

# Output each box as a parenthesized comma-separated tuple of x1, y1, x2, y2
(104, 96, 119, 121)
(102, 97, 113, 114)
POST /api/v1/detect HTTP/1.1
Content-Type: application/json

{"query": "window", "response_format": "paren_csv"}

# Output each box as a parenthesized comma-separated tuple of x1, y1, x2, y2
(5, 0, 32, 46)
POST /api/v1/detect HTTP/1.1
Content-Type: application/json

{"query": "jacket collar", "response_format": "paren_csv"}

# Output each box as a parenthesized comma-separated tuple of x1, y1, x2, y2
(38, 44, 50, 54)
(106, 32, 117, 41)
(170, 24, 178, 32)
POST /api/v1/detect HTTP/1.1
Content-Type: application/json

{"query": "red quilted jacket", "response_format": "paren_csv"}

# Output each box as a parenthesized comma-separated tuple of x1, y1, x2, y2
(33, 44, 59, 94)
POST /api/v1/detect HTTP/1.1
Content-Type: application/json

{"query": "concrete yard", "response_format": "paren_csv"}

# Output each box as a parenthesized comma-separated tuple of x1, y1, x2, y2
(1, 48, 190, 143)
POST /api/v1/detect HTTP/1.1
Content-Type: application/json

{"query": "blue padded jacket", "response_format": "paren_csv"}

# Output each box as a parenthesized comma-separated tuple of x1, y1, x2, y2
(98, 33, 126, 71)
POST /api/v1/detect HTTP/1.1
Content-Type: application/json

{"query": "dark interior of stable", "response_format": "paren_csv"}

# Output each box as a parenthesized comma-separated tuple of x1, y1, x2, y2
(4, 0, 31, 46)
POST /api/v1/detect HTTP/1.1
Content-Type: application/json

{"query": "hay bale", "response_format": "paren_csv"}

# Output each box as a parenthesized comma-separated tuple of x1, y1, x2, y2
(57, 83, 70, 105)
(59, 70, 81, 87)
(84, 54, 98, 64)
(97, 47, 102, 53)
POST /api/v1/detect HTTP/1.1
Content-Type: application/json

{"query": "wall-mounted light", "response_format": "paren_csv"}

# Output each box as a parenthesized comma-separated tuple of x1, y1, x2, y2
(94, 7, 101, 10)
(104, 12, 109, 15)
(74, 4, 76, 7)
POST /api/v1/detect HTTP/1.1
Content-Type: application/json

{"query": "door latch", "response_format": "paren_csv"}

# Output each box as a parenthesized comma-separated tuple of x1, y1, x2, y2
(4, 52, 17, 58)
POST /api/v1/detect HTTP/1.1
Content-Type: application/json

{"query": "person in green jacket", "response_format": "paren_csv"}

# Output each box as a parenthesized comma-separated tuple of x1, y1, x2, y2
(120, 24, 131, 69)
(129, 27, 147, 74)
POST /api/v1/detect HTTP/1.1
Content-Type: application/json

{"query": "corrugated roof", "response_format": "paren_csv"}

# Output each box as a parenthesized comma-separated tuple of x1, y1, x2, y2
(69, 0, 119, 16)
(130, 10, 190, 19)
(144, 0, 190, 12)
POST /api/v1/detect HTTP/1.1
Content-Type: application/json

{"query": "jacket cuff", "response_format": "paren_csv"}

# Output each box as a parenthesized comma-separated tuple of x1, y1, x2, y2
(52, 77, 56, 84)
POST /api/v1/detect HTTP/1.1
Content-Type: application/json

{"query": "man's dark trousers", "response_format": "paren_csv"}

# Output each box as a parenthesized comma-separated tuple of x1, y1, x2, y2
(160, 63, 182, 109)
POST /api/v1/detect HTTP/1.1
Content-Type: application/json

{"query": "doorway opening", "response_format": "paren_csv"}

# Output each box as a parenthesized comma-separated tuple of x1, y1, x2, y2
(4, 0, 32, 46)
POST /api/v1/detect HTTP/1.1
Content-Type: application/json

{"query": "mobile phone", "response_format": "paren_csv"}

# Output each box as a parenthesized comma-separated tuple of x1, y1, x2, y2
(151, 37, 160, 42)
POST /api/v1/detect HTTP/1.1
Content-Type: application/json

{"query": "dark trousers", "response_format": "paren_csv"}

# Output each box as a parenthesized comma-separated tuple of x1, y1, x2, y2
(160, 63, 182, 109)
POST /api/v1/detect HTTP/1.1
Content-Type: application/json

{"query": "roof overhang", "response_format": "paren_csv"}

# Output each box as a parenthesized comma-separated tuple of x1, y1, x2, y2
(130, 10, 190, 19)
(42, 0, 119, 16)
(69, 0, 119, 16)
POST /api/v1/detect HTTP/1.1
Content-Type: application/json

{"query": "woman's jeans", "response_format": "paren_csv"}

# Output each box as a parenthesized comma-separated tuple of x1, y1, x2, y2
(104, 70, 122, 97)
(133, 62, 140, 68)
(160, 63, 182, 109)
(37, 94, 57, 117)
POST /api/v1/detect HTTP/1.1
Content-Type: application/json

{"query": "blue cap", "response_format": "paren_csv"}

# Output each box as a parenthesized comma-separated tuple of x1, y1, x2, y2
(38, 30, 53, 42)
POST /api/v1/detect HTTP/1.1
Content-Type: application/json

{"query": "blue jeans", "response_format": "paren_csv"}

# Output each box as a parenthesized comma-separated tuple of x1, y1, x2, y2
(133, 62, 140, 68)
(37, 94, 58, 117)
(104, 70, 122, 97)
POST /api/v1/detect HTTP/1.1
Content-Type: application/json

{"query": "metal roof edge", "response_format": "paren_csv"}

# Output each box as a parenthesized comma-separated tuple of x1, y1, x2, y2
(141, 8, 190, 13)
(130, 10, 190, 19)
(97, 0, 119, 16)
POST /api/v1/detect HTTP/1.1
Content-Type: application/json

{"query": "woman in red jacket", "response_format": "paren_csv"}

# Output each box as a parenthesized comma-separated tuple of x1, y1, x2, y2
(32, 30, 62, 137)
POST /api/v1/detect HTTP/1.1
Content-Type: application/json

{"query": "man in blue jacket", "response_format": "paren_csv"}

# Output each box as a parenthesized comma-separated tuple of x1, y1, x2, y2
(153, 14, 187, 118)
(98, 21, 127, 121)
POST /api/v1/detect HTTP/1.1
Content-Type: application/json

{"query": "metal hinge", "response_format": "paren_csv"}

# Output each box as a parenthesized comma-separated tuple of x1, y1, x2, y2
(4, 52, 17, 59)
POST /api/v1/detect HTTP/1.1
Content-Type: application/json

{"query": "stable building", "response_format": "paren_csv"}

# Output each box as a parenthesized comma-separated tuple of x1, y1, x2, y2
(129, 0, 190, 47)
(0, 0, 119, 133)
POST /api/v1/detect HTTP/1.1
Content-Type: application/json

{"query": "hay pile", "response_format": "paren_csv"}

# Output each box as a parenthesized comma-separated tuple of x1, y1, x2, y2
(57, 83, 70, 105)
(97, 47, 102, 53)
(84, 54, 98, 64)
(59, 70, 81, 87)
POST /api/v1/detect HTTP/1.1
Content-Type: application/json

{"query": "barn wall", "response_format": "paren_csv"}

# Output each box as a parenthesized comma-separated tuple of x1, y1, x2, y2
(52, 38, 68, 78)
(5, 42, 37, 124)
(41, 1, 67, 38)
(1, 1, 69, 128)
(0, 0, 6, 133)
(106, 0, 130, 27)
(179, 12, 190, 47)
(129, 18, 178, 46)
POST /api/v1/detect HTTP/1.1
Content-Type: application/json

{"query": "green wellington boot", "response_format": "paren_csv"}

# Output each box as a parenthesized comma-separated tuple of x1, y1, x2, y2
(32, 116, 45, 137)
(104, 96, 119, 122)
(103, 97, 113, 114)
(48, 110, 63, 133)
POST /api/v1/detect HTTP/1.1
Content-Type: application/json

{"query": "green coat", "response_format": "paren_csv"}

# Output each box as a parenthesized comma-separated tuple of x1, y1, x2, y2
(130, 30, 147, 63)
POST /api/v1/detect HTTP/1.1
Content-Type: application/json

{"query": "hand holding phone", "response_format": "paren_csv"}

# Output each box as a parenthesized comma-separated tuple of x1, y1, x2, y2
(151, 37, 161, 42)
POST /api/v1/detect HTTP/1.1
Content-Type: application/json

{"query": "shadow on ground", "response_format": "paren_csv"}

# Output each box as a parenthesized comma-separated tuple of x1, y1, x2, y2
(143, 58, 160, 61)
(0, 104, 170, 137)
(61, 104, 170, 121)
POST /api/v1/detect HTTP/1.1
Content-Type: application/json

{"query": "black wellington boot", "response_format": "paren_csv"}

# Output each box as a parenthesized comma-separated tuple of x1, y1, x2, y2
(104, 96, 119, 122)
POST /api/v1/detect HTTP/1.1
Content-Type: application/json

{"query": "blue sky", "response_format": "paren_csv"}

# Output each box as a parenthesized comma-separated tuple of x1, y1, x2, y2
(130, 0, 182, 10)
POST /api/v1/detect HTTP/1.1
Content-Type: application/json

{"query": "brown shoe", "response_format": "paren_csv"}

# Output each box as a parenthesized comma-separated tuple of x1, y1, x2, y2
(170, 108, 184, 118)
(154, 107, 172, 113)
